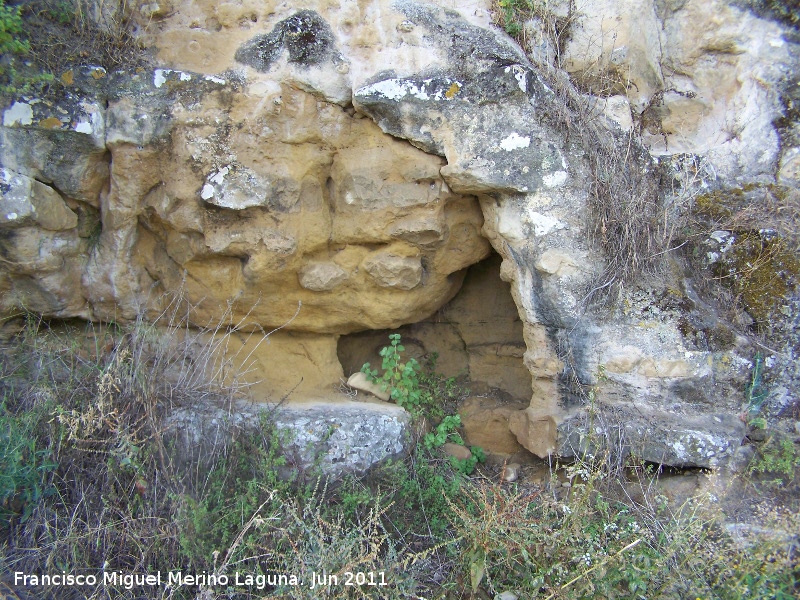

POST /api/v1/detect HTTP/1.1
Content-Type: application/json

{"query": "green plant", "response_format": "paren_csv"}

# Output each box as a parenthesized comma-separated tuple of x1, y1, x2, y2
(422, 414, 485, 475)
(0, 402, 57, 527)
(749, 434, 800, 484)
(452, 446, 486, 476)
(0, 1, 27, 56)
(746, 352, 769, 417)
(0, 0, 46, 94)
(496, 0, 532, 37)
(390, 454, 463, 539)
(423, 414, 464, 450)
(361, 335, 468, 420)
(362, 333, 424, 414)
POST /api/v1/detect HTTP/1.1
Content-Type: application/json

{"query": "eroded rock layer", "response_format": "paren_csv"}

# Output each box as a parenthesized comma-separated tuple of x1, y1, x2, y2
(2, 0, 798, 470)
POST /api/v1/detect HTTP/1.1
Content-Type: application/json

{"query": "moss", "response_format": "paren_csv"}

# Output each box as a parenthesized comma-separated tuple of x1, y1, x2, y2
(686, 184, 800, 334)
(693, 184, 759, 220)
(716, 233, 800, 327)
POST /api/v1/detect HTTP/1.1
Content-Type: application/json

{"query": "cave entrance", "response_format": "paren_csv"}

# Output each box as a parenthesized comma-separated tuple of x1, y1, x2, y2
(337, 251, 533, 405)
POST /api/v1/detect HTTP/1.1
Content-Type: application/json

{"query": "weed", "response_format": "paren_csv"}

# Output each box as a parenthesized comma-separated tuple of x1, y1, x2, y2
(0, 0, 150, 97)
(423, 414, 464, 450)
(1, 309, 798, 598)
(0, 400, 57, 527)
(361, 333, 463, 419)
(0, 0, 53, 94)
(746, 352, 769, 419)
(421, 414, 485, 475)
(362, 333, 422, 414)
(749, 434, 800, 484)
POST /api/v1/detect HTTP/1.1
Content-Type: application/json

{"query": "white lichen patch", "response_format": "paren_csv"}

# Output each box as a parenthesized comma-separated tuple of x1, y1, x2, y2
(499, 132, 530, 151)
(201, 165, 271, 210)
(154, 69, 192, 88)
(527, 210, 566, 236)
(201, 166, 230, 200)
(209, 166, 230, 186)
(671, 440, 688, 461)
(496, 201, 566, 241)
(3, 102, 34, 127)
(6, 212, 18, 221)
(542, 170, 568, 188)
(504, 65, 527, 93)
(200, 184, 215, 200)
(357, 78, 461, 102)
(204, 75, 226, 85)
(74, 120, 93, 134)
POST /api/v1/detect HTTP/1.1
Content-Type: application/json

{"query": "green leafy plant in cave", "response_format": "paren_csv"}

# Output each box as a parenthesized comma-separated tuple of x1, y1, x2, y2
(422, 415, 485, 475)
(361, 333, 424, 415)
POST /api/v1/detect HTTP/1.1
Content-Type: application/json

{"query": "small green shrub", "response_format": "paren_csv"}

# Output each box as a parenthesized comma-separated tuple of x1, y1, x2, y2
(749, 435, 800, 484)
(0, 0, 27, 55)
(422, 414, 485, 475)
(390, 454, 463, 539)
(423, 414, 464, 449)
(362, 335, 468, 420)
(496, 0, 532, 37)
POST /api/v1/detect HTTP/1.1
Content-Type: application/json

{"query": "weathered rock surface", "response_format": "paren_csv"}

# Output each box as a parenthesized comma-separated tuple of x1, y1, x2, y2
(460, 396, 527, 455)
(551, 0, 795, 183)
(2, 61, 489, 333)
(558, 404, 747, 468)
(166, 398, 409, 477)
(1, 0, 796, 470)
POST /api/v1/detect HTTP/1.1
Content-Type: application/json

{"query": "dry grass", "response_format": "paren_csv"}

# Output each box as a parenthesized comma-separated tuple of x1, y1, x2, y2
(19, 0, 150, 83)
(493, 1, 668, 303)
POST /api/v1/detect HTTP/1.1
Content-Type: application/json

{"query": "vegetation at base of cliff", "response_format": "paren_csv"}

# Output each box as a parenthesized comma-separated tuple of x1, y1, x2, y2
(1, 315, 798, 599)
(0, 0, 147, 95)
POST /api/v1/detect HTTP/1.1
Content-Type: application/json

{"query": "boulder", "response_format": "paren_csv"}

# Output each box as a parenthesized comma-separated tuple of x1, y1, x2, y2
(557, 403, 746, 468)
(166, 398, 409, 478)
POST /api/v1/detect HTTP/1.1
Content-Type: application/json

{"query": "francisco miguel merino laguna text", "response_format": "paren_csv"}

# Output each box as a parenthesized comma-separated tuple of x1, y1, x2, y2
(14, 570, 388, 590)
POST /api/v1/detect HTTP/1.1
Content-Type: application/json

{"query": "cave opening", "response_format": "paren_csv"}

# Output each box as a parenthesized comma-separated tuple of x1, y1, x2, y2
(337, 250, 533, 407)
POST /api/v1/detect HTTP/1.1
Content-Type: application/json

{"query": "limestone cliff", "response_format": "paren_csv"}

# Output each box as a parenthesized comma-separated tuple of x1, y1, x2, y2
(1, 0, 797, 470)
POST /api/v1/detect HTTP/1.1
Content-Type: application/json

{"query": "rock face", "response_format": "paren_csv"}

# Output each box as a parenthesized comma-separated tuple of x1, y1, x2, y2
(2, 0, 798, 470)
(166, 399, 410, 477)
